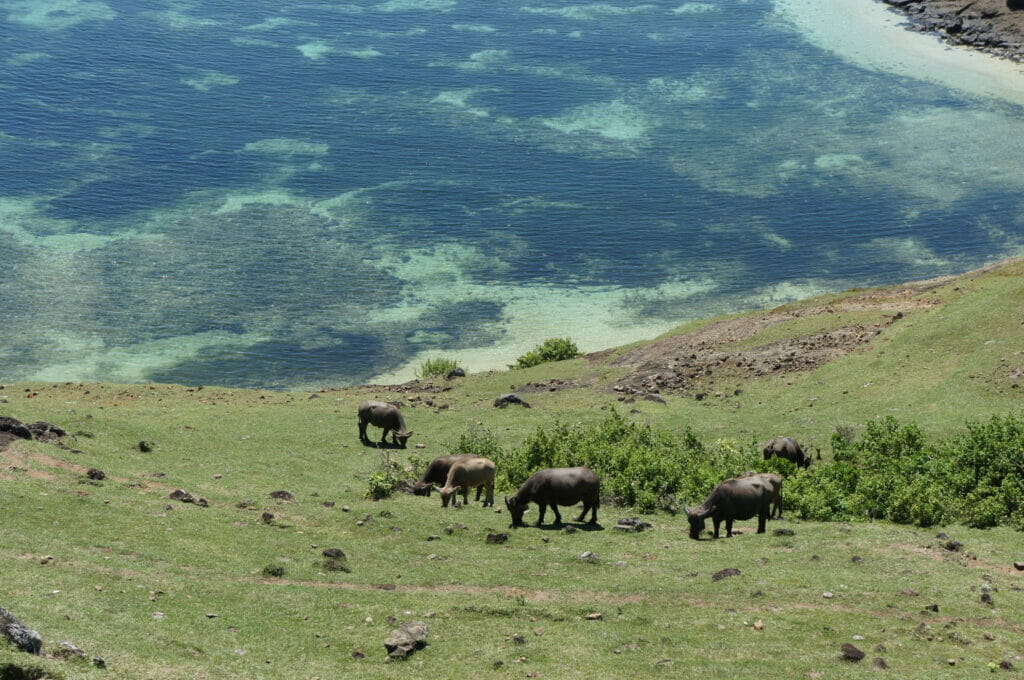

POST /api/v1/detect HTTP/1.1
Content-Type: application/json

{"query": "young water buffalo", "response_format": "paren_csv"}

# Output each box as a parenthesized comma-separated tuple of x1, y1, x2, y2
(740, 471, 784, 519)
(762, 436, 811, 468)
(437, 457, 495, 508)
(414, 454, 482, 500)
(686, 476, 772, 539)
(358, 400, 413, 448)
(505, 467, 600, 527)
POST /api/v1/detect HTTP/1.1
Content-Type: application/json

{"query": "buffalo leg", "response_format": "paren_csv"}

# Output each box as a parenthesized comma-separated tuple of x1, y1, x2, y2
(574, 504, 588, 523)
(483, 482, 494, 508)
(757, 508, 767, 534)
(460, 487, 469, 506)
(475, 486, 482, 502)
(380, 428, 389, 444)
(535, 503, 547, 526)
(358, 420, 368, 442)
(551, 505, 562, 525)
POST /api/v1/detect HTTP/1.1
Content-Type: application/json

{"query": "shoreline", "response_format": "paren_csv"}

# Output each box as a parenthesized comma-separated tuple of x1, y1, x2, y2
(881, 0, 1024, 64)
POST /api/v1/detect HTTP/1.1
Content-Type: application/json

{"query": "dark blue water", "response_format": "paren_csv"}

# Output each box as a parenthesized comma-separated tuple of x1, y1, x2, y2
(2, 0, 1023, 388)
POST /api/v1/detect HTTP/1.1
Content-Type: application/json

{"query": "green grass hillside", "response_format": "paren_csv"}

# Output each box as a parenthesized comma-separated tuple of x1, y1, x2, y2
(1, 259, 1022, 679)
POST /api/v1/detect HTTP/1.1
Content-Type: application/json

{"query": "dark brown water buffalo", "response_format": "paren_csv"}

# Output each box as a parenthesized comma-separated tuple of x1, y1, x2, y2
(741, 471, 783, 519)
(437, 457, 495, 508)
(505, 467, 600, 527)
(686, 476, 772, 539)
(358, 400, 413, 448)
(762, 436, 811, 468)
(414, 454, 481, 498)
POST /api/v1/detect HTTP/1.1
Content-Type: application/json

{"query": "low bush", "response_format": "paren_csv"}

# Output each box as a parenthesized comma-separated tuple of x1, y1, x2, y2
(417, 357, 458, 379)
(510, 337, 581, 369)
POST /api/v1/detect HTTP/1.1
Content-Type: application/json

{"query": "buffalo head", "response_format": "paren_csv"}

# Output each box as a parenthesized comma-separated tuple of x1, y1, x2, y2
(394, 430, 413, 448)
(505, 496, 528, 527)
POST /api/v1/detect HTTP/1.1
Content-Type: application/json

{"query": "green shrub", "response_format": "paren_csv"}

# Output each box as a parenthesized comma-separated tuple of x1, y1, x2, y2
(417, 357, 459, 379)
(365, 452, 404, 500)
(510, 337, 581, 369)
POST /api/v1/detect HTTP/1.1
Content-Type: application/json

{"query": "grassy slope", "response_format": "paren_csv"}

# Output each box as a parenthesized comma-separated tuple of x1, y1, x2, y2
(1, 260, 1022, 679)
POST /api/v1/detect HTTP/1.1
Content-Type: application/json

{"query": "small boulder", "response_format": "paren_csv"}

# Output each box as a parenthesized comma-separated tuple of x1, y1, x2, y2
(138, 440, 154, 452)
(493, 394, 530, 409)
(486, 533, 508, 544)
(52, 641, 87, 661)
(169, 489, 195, 503)
(86, 468, 105, 480)
(840, 643, 865, 662)
(773, 528, 795, 536)
(579, 551, 598, 563)
(446, 367, 466, 379)
(872, 658, 888, 670)
(384, 621, 429, 659)
(712, 568, 741, 582)
(0, 606, 42, 654)
(269, 490, 294, 501)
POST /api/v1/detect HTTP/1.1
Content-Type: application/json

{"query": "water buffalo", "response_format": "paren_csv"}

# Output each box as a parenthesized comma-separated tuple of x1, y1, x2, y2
(686, 475, 772, 539)
(741, 471, 783, 519)
(414, 454, 482, 499)
(437, 457, 495, 508)
(762, 436, 811, 468)
(358, 400, 413, 448)
(505, 467, 600, 527)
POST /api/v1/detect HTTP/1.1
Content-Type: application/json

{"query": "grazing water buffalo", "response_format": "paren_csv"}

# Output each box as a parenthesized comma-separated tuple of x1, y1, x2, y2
(686, 476, 772, 539)
(413, 454, 482, 499)
(740, 471, 784, 519)
(505, 467, 600, 527)
(762, 436, 812, 468)
(358, 401, 413, 448)
(437, 457, 495, 508)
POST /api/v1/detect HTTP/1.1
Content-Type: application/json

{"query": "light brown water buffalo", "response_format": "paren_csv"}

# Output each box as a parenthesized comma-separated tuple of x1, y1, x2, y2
(762, 436, 811, 468)
(358, 400, 413, 448)
(413, 454, 482, 499)
(741, 471, 783, 519)
(437, 457, 495, 508)
(505, 467, 600, 527)
(687, 476, 772, 539)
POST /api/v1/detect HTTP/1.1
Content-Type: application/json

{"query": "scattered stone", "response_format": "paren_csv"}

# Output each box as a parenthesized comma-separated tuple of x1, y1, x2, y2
(935, 532, 949, 540)
(1013, 562, 1024, 571)
(493, 394, 531, 409)
(852, 635, 864, 641)
(39, 556, 53, 565)
(446, 367, 466, 379)
(342, 505, 351, 512)
(840, 643, 865, 662)
(52, 641, 86, 661)
(384, 621, 429, 659)
(0, 417, 32, 440)
(655, 659, 673, 667)
(86, 468, 105, 480)
(984, 632, 995, 641)
(822, 592, 834, 599)
(152, 612, 165, 620)
(981, 591, 993, 605)
(614, 518, 652, 532)
(352, 651, 365, 659)
(426, 535, 440, 541)
(872, 658, 888, 670)
(376, 584, 396, 591)
(643, 393, 667, 404)
(138, 440, 154, 452)
(851, 556, 864, 564)
(205, 613, 218, 619)
(923, 604, 939, 613)
(262, 564, 285, 578)
(712, 568, 741, 582)
(269, 490, 294, 501)
(874, 644, 886, 652)
(169, 489, 195, 503)
(563, 525, 577, 534)
(900, 589, 918, 597)
(752, 619, 764, 631)
(947, 658, 957, 666)
(236, 500, 256, 509)
(584, 612, 603, 620)
(92, 656, 106, 668)
(322, 501, 335, 508)
(773, 528, 795, 536)
(579, 551, 598, 563)
(0, 606, 42, 654)
(486, 533, 508, 544)
(1000, 660, 1014, 670)
(943, 540, 963, 552)
(512, 634, 526, 645)
(261, 512, 275, 524)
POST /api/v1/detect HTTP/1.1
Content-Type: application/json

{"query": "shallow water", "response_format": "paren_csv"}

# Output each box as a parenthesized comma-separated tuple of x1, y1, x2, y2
(2, 0, 1023, 388)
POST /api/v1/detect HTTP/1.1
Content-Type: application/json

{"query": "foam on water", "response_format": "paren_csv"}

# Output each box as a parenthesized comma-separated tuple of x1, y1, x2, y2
(541, 100, 652, 142)
(433, 88, 493, 117)
(452, 23, 496, 32)
(242, 138, 329, 156)
(1, 0, 115, 30)
(244, 17, 312, 31)
(151, 9, 220, 30)
(6, 51, 49, 66)
(297, 41, 333, 60)
(374, 0, 456, 12)
(520, 4, 657, 21)
(347, 48, 382, 59)
(181, 70, 240, 91)
(673, 3, 716, 13)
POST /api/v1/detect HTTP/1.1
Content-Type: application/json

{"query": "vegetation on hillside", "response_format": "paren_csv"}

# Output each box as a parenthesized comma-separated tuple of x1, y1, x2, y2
(510, 337, 581, 369)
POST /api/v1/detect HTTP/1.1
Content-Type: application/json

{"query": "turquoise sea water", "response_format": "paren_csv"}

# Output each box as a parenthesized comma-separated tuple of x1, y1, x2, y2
(2, 0, 1023, 388)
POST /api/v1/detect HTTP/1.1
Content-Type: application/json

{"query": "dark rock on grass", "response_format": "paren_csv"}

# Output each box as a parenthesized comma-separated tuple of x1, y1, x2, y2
(840, 643, 865, 662)
(27, 422, 65, 441)
(486, 533, 508, 544)
(923, 604, 939, 613)
(261, 512, 274, 524)
(169, 489, 195, 503)
(773, 528, 795, 536)
(446, 367, 466, 379)
(493, 394, 530, 409)
(0, 607, 42, 655)
(322, 548, 346, 559)
(1000, 660, 1015, 670)
(943, 540, 963, 552)
(269, 490, 294, 501)
(86, 468, 105, 480)
(900, 589, 919, 597)
(1013, 561, 1024, 571)
(138, 440, 154, 452)
(712, 568, 741, 582)
(642, 393, 667, 404)
(981, 591, 994, 605)
(0, 417, 32, 440)
(351, 651, 365, 660)
(384, 621, 429, 660)
(614, 518, 652, 532)
(262, 564, 285, 578)
(872, 657, 889, 670)
(51, 641, 86, 661)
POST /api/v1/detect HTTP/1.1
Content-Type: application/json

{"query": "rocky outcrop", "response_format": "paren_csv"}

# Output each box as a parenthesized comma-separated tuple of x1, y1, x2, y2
(883, 0, 1024, 62)
(0, 606, 42, 655)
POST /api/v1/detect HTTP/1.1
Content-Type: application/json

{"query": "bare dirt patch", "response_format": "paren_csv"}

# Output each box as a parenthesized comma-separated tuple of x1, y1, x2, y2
(600, 288, 942, 397)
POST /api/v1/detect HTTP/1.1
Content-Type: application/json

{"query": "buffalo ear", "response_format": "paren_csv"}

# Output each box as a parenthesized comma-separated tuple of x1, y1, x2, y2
(405, 431, 414, 437)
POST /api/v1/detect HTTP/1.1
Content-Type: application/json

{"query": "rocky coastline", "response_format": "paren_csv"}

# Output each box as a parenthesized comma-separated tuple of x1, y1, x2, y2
(882, 0, 1024, 62)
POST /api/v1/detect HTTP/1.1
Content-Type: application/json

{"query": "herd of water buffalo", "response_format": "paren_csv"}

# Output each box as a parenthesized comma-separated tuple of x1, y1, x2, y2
(357, 400, 811, 540)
